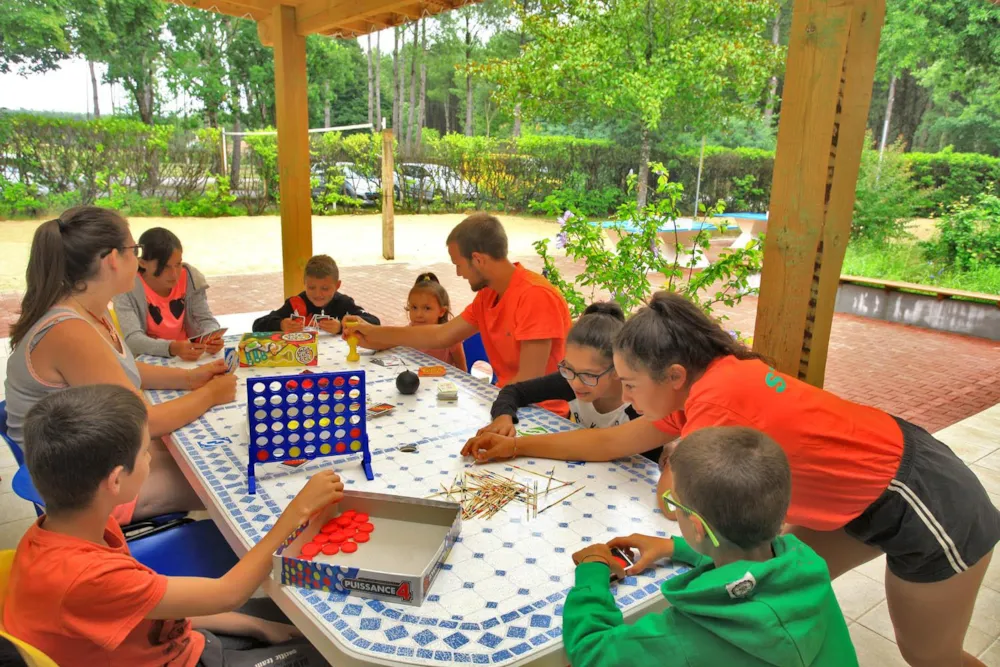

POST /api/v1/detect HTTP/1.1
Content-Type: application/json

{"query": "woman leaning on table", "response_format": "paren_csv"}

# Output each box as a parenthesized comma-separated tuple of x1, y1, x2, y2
(463, 291, 1000, 667)
(5, 206, 237, 524)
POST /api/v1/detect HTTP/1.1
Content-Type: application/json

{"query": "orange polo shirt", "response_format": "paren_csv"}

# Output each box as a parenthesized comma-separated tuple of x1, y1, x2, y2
(654, 355, 904, 531)
(3, 516, 203, 667)
(461, 263, 572, 415)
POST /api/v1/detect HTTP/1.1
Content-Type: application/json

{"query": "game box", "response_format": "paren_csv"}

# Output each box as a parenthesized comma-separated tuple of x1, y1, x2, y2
(274, 491, 462, 607)
(239, 331, 319, 368)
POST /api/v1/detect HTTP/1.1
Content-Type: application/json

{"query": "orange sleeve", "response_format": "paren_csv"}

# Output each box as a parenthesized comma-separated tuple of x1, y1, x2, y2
(61, 556, 168, 650)
(653, 411, 686, 436)
(460, 291, 483, 328)
(512, 286, 568, 342)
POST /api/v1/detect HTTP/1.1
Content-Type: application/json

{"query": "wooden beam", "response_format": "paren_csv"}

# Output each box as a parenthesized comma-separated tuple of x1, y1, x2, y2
(297, 0, 420, 34)
(273, 4, 314, 298)
(382, 129, 395, 260)
(753, 0, 885, 386)
(257, 16, 274, 46)
(167, 0, 273, 20)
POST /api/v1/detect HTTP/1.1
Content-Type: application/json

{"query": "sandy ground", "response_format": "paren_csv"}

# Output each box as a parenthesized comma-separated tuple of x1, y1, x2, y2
(0, 213, 562, 292)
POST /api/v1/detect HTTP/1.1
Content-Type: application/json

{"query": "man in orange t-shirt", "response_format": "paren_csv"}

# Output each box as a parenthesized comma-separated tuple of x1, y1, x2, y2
(349, 213, 572, 414)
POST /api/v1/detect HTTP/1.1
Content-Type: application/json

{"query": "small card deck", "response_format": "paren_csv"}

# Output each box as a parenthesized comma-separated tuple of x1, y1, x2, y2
(189, 327, 228, 344)
(367, 402, 396, 419)
(436, 381, 458, 401)
(418, 365, 447, 377)
(371, 355, 405, 369)
(224, 347, 239, 374)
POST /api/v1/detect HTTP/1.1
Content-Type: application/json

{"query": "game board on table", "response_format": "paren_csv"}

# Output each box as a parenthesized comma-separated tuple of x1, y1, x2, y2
(247, 369, 373, 494)
(144, 336, 685, 667)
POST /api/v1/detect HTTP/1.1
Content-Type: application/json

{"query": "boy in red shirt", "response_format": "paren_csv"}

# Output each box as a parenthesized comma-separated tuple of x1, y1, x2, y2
(4, 384, 342, 667)
(347, 213, 572, 414)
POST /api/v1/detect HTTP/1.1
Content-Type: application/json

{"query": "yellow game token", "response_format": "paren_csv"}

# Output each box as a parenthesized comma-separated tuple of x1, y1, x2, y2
(287, 420, 299, 431)
(319, 417, 331, 427)
(289, 446, 301, 457)
(320, 443, 332, 455)
(350, 440, 362, 452)
(335, 416, 346, 426)
(304, 419, 316, 429)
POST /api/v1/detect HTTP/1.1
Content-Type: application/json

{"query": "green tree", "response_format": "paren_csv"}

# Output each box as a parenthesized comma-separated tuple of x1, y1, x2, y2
(306, 35, 366, 129)
(0, 0, 71, 74)
(163, 7, 229, 127)
(480, 0, 782, 206)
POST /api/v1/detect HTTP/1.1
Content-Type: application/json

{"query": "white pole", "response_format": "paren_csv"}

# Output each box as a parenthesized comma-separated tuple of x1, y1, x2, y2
(693, 135, 706, 219)
(221, 128, 228, 176)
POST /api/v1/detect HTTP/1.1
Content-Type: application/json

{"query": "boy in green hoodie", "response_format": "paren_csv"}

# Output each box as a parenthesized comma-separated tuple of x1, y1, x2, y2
(562, 426, 858, 667)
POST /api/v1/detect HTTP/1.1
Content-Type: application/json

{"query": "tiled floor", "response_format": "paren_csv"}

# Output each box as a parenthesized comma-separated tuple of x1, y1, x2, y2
(1, 318, 999, 666)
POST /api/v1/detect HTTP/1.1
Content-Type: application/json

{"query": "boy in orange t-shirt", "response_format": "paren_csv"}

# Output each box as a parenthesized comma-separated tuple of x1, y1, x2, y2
(4, 384, 342, 667)
(347, 213, 572, 415)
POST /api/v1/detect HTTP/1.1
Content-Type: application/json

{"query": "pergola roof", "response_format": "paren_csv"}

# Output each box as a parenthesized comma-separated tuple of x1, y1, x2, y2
(167, 0, 475, 39)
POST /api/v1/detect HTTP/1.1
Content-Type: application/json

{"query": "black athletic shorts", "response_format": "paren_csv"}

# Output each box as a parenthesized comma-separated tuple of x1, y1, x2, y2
(844, 417, 1000, 583)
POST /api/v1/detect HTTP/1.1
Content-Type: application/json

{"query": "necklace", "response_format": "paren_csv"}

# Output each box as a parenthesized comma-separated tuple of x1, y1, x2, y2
(73, 297, 121, 346)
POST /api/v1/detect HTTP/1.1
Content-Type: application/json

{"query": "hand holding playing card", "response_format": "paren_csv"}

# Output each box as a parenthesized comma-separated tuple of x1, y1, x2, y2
(204, 334, 225, 354)
(571, 544, 627, 580)
(281, 317, 304, 333)
(318, 318, 342, 335)
(170, 339, 206, 361)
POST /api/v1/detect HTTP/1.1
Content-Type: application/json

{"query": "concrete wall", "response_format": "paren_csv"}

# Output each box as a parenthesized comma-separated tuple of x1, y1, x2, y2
(835, 283, 1000, 341)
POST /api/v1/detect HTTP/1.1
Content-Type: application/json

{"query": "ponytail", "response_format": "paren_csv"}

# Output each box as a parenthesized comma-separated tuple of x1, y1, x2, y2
(10, 206, 128, 348)
(614, 291, 768, 381)
(566, 301, 626, 360)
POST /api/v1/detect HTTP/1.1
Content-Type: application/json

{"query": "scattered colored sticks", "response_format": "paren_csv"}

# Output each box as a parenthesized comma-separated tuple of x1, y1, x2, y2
(426, 469, 581, 521)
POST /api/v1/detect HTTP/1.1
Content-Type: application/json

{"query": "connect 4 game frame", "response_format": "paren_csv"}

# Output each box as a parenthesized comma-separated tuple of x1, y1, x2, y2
(247, 370, 374, 493)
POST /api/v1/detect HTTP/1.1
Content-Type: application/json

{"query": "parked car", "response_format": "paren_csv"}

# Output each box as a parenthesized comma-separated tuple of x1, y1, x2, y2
(399, 163, 478, 203)
(311, 162, 381, 206)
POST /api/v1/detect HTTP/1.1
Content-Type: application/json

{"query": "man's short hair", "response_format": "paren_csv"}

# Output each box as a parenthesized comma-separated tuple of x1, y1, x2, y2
(23, 385, 148, 515)
(669, 426, 791, 549)
(305, 254, 339, 281)
(446, 213, 508, 260)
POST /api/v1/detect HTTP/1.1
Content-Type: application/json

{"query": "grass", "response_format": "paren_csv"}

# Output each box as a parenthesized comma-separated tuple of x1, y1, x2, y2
(843, 240, 1000, 296)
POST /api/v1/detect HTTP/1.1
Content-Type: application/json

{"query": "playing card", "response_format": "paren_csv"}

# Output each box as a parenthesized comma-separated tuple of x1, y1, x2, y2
(367, 403, 396, 418)
(371, 355, 404, 368)
(224, 347, 238, 374)
(419, 365, 448, 377)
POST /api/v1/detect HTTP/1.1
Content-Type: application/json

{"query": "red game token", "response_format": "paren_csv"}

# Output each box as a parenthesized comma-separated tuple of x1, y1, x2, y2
(299, 553, 313, 561)
(354, 513, 369, 523)
(322, 543, 339, 556)
(320, 521, 338, 534)
(328, 531, 347, 543)
(301, 543, 320, 558)
(354, 532, 370, 543)
(313, 533, 330, 544)
(341, 541, 358, 553)
(342, 510, 357, 519)
(612, 556, 627, 568)
(357, 522, 374, 533)
(335, 516, 353, 527)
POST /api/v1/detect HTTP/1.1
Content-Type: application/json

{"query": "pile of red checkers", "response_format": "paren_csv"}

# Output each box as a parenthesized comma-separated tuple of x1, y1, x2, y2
(298, 510, 375, 560)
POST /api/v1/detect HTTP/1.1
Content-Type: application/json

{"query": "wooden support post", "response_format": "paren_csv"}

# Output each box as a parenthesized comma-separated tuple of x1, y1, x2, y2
(272, 4, 313, 298)
(753, 0, 885, 387)
(381, 128, 395, 260)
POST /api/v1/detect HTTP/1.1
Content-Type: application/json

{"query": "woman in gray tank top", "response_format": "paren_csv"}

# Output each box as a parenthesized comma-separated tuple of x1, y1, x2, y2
(5, 206, 237, 523)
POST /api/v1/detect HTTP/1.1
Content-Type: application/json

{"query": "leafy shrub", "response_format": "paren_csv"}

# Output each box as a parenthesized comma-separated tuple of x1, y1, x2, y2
(535, 163, 762, 319)
(166, 176, 242, 217)
(93, 171, 163, 216)
(311, 166, 365, 214)
(0, 176, 44, 218)
(729, 174, 766, 214)
(907, 150, 1000, 216)
(852, 134, 932, 243)
(529, 176, 625, 218)
(923, 192, 1000, 273)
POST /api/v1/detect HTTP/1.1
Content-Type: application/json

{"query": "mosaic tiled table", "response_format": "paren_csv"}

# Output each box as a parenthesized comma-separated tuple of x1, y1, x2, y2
(144, 335, 683, 666)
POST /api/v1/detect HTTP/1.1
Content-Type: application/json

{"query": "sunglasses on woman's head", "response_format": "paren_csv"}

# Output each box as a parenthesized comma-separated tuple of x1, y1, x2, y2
(100, 244, 144, 259)
(662, 489, 720, 547)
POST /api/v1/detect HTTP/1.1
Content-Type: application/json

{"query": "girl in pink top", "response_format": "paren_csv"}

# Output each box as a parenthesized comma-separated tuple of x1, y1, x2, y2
(407, 273, 467, 371)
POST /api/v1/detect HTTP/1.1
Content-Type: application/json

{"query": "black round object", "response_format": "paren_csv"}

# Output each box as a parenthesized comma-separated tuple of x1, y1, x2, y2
(396, 370, 420, 395)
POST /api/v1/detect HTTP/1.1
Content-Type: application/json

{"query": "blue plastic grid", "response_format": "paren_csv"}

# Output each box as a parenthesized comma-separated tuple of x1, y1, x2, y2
(247, 370, 373, 493)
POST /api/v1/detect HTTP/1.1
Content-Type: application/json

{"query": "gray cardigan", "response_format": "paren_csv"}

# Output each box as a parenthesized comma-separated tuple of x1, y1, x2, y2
(113, 263, 221, 357)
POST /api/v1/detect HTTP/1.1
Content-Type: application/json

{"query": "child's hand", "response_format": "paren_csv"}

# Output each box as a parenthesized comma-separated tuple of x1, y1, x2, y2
(571, 544, 627, 580)
(204, 335, 225, 355)
(477, 415, 516, 438)
(607, 534, 675, 575)
(251, 618, 304, 644)
(461, 432, 516, 462)
(170, 340, 206, 361)
(205, 373, 238, 406)
(318, 318, 342, 335)
(284, 470, 344, 525)
(281, 317, 304, 333)
(187, 359, 228, 389)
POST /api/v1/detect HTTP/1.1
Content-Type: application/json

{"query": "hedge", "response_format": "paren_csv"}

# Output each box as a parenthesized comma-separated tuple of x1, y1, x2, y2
(2, 112, 997, 219)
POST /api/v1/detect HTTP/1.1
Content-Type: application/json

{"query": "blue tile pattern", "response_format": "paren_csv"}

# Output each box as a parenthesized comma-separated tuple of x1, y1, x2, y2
(144, 338, 685, 665)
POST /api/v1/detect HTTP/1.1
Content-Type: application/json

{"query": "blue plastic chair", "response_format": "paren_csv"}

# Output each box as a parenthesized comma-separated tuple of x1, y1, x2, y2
(10, 465, 238, 577)
(462, 333, 497, 385)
